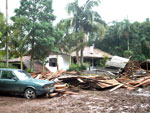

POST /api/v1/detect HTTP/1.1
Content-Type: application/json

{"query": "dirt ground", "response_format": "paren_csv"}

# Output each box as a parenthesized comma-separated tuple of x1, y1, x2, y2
(0, 87, 150, 113)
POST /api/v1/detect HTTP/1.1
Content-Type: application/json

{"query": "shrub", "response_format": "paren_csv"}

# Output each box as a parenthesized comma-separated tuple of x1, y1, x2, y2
(68, 63, 89, 72)
(0, 63, 18, 69)
(123, 50, 133, 58)
(68, 64, 80, 72)
(98, 56, 109, 67)
(79, 63, 89, 71)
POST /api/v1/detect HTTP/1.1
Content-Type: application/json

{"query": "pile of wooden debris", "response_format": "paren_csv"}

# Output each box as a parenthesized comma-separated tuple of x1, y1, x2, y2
(30, 61, 150, 97)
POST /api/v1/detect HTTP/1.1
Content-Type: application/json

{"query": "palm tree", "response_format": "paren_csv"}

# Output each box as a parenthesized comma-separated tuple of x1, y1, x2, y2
(0, 11, 11, 67)
(56, 19, 84, 67)
(66, 0, 105, 64)
(118, 19, 131, 51)
(10, 17, 31, 70)
(10, 33, 29, 70)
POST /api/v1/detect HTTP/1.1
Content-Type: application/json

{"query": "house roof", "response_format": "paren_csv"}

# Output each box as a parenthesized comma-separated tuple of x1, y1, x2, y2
(9, 56, 30, 63)
(71, 46, 112, 58)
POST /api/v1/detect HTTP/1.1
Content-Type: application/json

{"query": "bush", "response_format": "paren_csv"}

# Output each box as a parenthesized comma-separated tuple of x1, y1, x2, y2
(123, 50, 133, 58)
(68, 64, 80, 72)
(68, 63, 89, 72)
(97, 56, 109, 67)
(79, 63, 89, 71)
(0, 63, 18, 69)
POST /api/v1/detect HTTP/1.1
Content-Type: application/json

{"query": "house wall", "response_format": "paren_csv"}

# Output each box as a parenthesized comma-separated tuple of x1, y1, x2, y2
(45, 55, 70, 72)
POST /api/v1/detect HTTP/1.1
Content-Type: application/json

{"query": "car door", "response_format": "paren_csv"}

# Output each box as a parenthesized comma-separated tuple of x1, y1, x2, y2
(0, 70, 21, 93)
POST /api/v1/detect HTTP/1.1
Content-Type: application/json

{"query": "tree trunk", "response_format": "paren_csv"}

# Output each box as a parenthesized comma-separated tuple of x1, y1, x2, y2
(6, 0, 9, 68)
(76, 50, 79, 64)
(30, 56, 34, 72)
(20, 56, 23, 70)
(42, 59, 45, 73)
(57, 54, 59, 71)
(80, 47, 84, 65)
(30, 37, 34, 72)
(127, 38, 130, 50)
(125, 32, 130, 50)
(6, 41, 9, 67)
(69, 52, 72, 67)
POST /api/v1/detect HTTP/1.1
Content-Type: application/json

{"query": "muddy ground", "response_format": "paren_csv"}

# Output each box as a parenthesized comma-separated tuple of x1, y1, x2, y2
(0, 87, 150, 113)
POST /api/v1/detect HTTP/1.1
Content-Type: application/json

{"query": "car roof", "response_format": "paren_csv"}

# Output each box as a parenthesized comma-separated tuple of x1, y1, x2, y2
(0, 68, 22, 71)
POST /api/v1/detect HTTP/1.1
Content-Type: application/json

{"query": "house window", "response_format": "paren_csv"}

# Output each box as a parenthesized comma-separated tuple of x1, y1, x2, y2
(49, 58, 57, 67)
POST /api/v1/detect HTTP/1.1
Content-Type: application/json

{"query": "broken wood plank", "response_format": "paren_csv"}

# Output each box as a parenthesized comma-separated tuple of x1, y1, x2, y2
(123, 84, 135, 90)
(134, 79, 150, 88)
(55, 89, 66, 93)
(55, 84, 67, 89)
(63, 91, 78, 95)
(49, 93, 59, 97)
(97, 79, 120, 88)
(77, 78, 85, 83)
(109, 84, 124, 92)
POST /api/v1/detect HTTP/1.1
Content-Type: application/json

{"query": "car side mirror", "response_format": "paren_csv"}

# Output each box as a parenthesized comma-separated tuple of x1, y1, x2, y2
(13, 76, 18, 81)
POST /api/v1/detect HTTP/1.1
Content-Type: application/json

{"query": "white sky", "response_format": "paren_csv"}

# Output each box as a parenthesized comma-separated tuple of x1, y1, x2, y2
(0, 0, 150, 24)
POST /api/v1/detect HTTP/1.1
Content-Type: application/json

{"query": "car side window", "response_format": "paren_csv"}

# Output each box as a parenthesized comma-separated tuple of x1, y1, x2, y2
(1, 71, 14, 79)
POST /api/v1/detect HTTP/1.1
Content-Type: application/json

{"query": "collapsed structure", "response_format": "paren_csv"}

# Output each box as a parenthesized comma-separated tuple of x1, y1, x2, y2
(30, 58, 150, 97)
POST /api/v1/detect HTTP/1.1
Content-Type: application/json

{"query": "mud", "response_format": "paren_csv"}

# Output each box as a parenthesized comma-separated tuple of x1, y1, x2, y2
(0, 87, 150, 113)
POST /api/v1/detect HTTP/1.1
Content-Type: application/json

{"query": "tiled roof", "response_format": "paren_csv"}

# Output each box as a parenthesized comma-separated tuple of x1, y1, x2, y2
(71, 46, 112, 58)
(9, 56, 30, 62)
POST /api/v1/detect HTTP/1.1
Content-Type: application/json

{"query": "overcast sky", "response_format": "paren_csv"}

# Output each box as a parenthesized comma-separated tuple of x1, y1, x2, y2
(0, 0, 150, 24)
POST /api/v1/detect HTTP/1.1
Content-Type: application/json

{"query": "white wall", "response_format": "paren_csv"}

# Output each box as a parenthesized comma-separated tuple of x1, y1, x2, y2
(45, 55, 70, 72)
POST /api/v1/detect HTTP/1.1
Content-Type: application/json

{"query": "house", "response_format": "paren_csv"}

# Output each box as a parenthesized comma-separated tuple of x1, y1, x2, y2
(8, 56, 49, 72)
(45, 52, 70, 72)
(45, 46, 112, 72)
(8, 46, 112, 72)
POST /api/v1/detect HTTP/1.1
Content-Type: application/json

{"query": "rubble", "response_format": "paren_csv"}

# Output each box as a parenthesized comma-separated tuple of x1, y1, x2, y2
(106, 56, 129, 68)
(30, 60, 150, 97)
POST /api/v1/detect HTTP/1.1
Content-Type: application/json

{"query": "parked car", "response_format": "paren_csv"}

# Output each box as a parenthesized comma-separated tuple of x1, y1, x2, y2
(0, 68, 55, 99)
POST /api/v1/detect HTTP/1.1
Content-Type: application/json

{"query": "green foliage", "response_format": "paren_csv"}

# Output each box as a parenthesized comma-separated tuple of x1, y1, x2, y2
(68, 63, 89, 72)
(94, 19, 150, 62)
(79, 63, 90, 71)
(131, 54, 146, 63)
(10, 16, 30, 58)
(0, 63, 17, 69)
(0, 12, 6, 41)
(68, 64, 80, 72)
(98, 56, 109, 67)
(0, 32, 2, 37)
(12, 0, 56, 71)
(123, 50, 133, 58)
(26, 68, 32, 73)
(66, 0, 106, 64)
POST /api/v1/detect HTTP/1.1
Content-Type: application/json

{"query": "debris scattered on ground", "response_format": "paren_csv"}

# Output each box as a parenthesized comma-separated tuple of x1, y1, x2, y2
(49, 82, 79, 97)
(30, 60, 150, 95)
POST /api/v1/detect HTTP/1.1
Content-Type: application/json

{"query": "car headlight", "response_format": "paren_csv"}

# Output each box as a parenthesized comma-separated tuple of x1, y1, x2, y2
(43, 83, 54, 89)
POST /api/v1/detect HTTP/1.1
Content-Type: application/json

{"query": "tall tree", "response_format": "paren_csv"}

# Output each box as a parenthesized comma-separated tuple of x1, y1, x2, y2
(118, 19, 131, 51)
(56, 19, 84, 66)
(34, 37, 57, 72)
(10, 17, 31, 69)
(0, 12, 6, 61)
(0, 12, 12, 64)
(66, 0, 105, 64)
(12, 0, 56, 72)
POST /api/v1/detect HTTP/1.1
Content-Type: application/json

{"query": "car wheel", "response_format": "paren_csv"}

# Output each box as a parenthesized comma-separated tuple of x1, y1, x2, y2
(24, 88, 36, 99)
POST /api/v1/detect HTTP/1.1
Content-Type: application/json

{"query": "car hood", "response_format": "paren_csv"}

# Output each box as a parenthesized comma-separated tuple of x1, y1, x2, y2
(22, 78, 54, 86)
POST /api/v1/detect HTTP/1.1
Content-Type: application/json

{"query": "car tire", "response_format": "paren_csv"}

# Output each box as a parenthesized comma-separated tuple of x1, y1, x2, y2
(24, 88, 36, 99)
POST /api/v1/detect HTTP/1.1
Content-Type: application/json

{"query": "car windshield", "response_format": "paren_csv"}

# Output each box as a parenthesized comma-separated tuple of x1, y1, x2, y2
(13, 70, 32, 80)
